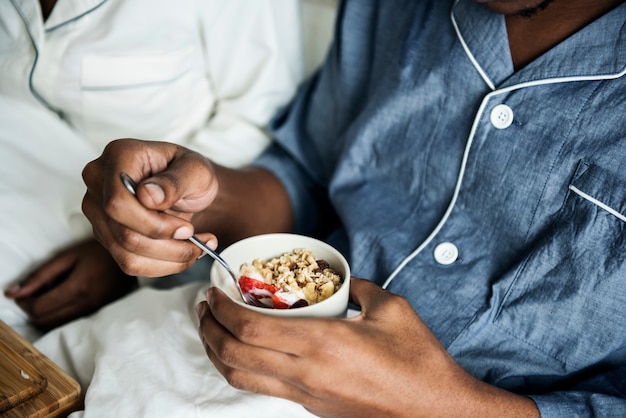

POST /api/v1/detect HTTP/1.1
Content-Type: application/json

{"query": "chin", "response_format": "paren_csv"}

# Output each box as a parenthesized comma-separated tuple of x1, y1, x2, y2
(474, 0, 553, 16)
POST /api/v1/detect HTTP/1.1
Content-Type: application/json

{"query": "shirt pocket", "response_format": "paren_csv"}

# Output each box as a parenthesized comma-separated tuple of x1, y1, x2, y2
(493, 160, 626, 372)
(80, 47, 212, 148)
(82, 47, 194, 88)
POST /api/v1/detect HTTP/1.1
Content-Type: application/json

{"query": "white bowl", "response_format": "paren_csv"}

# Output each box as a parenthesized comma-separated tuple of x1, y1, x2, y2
(210, 233, 350, 317)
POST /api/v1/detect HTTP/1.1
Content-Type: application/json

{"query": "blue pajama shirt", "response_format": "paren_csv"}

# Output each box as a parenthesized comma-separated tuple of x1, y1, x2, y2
(254, 0, 626, 415)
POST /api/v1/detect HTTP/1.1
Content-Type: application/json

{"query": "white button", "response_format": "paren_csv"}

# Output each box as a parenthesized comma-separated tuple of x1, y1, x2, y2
(433, 242, 459, 265)
(490, 104, 514, 129)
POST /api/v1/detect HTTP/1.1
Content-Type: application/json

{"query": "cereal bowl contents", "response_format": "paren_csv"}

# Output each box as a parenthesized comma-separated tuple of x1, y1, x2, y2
(210, 234, 350, 317)
(239, 248, 344, 309)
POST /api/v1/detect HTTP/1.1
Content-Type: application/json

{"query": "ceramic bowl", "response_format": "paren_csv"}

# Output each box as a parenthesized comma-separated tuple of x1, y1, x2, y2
(210, 233, 350, 317)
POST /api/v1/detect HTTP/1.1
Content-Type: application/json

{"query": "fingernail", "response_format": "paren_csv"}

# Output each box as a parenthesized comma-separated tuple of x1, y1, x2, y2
(144, 183, 165, 205)
(173, 226, 193, 240)
(195, 302, 206, 316)
(197, 240, 217, 260)
(4, 284, 21, 296)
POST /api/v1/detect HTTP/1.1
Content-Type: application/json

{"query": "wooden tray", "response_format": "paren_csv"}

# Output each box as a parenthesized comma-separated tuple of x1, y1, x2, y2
(0, 321, 81, 417)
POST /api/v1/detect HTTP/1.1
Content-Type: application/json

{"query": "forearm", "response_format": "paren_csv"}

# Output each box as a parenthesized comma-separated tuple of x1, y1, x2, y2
(193, 165, 293, 246)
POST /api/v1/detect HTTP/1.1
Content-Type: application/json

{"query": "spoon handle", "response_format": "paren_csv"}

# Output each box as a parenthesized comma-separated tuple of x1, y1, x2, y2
(188, 235, 237, 277)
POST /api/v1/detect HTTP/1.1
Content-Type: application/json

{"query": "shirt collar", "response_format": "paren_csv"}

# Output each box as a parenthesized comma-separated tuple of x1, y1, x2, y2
(452, 0, 626, 89)
(11, 0, 107, 47)
(44, 0, 108, 32)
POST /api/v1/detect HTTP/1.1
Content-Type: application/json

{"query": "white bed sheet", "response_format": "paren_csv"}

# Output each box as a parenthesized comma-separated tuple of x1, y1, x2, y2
(34, 281, 317, 418)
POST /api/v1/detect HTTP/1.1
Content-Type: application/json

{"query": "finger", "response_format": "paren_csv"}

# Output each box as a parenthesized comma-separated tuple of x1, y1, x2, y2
(83, 171, 187, 245)
(196, 301, 356, 416)
(7, 251, 76, 299)
(198, 296, 379, 417)
(25, 297, 87, 331)
(196, 301, 313, 401)
(192, 232, 219, 253)
(135, 149, 218, 214)
(86, 217, 203, 277)
(105, 174, 197, 241)
(100, 236, 199, 277)
(196, 300, 296, 371)
(204, 287, 333, 355)
(85, 138, 178, 192)
(347, 277, 390, 313)
(85, 188, 208, 261)
(15, 284, 79, 325)
(83, 139, 196, 240)
(197, 327, 313, 407)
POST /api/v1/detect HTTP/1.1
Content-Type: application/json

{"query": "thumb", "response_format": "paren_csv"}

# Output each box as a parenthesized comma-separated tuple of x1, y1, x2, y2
(348, 277, 390, 312)
(136, 148, 218, 214)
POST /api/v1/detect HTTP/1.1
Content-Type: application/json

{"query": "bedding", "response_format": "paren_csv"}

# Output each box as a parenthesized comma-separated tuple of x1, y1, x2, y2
(0, 96, 97, 343)
(34, 280, 317, 418)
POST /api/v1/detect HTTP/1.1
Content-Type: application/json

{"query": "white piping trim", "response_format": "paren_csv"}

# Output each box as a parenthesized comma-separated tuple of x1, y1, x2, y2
(450, 1, 496, 91)
(382, 90, 489, 288)
(450, 1, 626, 92)
(381, 59, 626, 290)
(569, 185, 626, 223)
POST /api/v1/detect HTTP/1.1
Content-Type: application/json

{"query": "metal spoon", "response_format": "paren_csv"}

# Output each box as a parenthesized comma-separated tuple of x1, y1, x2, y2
(120, 173, 266, 308)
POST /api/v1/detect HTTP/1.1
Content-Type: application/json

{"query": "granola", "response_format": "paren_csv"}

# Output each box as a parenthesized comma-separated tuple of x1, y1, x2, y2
(239, 248, 343, 308)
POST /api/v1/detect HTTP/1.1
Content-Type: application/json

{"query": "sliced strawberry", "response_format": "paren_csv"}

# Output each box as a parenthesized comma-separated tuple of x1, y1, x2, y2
(271, 293, 291, 309)
(272, 291, 309, 309)
(238, 276, 309, 309)
(238, 276, 279, 305)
